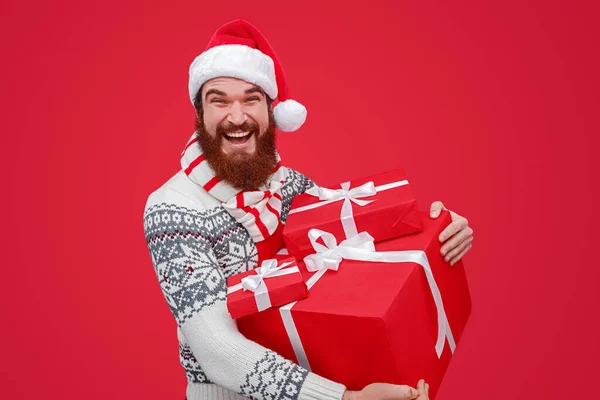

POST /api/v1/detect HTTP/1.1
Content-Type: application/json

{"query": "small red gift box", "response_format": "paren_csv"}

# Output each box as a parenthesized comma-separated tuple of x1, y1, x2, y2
(238, 211, 471, 399)
(283, 169, 422, 260)
(226, 257, 308, 319)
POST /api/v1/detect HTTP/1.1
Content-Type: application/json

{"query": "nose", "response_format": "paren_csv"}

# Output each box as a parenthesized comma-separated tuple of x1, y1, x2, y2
(227, 102, 248, 126)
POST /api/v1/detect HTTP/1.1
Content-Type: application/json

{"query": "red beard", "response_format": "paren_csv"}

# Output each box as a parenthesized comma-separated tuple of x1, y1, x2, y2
(195, 109, 278, 191)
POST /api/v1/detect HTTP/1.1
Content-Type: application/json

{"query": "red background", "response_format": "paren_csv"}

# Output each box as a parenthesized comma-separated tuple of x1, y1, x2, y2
(2, 1, 598, 399)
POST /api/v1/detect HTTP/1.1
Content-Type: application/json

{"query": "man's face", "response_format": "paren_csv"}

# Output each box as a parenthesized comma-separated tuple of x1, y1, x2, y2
(195, 77, 278, 190)
(200, 77, 270, 156)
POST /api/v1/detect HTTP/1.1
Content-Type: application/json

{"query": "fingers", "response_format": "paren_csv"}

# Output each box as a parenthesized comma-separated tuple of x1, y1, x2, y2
(415, 380, 427, 399)
(449, 242, 472, 266)
(362, 382, 419, 400)
(438, 215, 468, 243)
(429, 201, 446, 219)
(444, 237, 472, 264)
(440, 226, 473, 259)
(394, 384, 419, 399)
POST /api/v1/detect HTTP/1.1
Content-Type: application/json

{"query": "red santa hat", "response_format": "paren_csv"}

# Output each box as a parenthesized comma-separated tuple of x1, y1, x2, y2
(188, 19, 306, 132)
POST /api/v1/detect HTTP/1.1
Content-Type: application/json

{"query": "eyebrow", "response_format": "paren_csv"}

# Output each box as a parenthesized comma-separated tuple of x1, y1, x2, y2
(245, 86, 265, 96)
(204, 86, 265, 101)
(204, 89, 227, 101)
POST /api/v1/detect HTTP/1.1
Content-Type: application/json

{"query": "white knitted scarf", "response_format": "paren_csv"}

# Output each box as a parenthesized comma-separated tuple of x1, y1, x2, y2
(180, 133, 285, 242)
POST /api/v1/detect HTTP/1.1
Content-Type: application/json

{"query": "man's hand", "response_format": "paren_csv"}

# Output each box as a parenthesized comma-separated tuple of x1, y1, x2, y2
(430, 201, 473, 266)
(414, 379, 430, 400)
(342, 379, 429, 400)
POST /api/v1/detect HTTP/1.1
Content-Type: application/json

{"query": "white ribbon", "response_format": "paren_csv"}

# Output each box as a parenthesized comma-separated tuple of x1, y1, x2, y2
(228, 260, 298, 312)
(288, 180, 409, 239)
(280, 229, 455, 371)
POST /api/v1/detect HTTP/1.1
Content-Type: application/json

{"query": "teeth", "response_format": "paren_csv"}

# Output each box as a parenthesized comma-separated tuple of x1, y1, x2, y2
(225, 131, 250, 138)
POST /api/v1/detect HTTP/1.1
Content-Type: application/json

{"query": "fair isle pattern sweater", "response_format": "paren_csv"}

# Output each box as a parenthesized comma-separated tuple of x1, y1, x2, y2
(143, 167, 346, 400)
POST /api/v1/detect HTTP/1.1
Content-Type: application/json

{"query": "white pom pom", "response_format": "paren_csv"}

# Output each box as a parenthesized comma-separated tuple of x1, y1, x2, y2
(273, 100, 307, 132)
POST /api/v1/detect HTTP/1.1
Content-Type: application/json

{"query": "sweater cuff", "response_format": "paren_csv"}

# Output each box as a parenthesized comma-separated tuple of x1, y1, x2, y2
(298, 373, 346, 400)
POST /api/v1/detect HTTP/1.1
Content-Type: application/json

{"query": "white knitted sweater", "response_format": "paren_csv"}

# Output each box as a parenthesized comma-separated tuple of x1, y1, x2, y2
(143, 166, 347, 400)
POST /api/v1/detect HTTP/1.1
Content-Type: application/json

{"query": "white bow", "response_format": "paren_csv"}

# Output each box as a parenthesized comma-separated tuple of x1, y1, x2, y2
(228, 259, 297, 312)
(304, 229, 377, 273)
(318, 182, 376, 238)
(317, 181, 376, 206)
(241, 259, 289, 292)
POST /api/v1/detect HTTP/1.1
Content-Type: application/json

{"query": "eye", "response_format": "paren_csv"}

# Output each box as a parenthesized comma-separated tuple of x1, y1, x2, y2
(211, 98, 226, 104)
(246, 96, 260, 102)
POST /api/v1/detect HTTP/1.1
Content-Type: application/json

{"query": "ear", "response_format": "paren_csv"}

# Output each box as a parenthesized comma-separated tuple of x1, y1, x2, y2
(194, 93, 203, 117)
(194, 85, 205, 110)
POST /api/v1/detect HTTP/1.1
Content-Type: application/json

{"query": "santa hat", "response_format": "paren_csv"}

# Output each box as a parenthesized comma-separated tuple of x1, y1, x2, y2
(188, 19, 306, 132)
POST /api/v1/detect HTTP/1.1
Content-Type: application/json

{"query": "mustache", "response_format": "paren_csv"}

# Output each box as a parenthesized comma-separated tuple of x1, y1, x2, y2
(216, 120, 259, 136)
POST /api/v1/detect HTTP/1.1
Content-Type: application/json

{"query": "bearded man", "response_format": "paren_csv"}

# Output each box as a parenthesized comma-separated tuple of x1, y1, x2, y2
(143, 19, 473, 400)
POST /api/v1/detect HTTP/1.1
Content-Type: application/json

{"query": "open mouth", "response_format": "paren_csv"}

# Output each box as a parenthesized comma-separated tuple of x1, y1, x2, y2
(223, 130, 254, 146)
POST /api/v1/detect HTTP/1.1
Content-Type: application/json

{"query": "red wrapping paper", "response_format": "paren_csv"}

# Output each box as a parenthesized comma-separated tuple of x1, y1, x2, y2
(226, 257, 308, 319)
(238, 211, 471, 399)
(283, 169, 422, 260)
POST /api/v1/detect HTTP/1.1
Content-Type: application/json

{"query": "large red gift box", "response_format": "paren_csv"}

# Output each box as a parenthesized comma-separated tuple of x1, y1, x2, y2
(238, 211, 471, 399)
(283, 169, 422, 260)
(227, 257, 308, 319)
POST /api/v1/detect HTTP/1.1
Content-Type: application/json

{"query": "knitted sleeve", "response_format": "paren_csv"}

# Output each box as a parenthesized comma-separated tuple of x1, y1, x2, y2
(293, 168, 317, 193)
(143, 190, 346, 400)
(279, 168, 319, 226)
